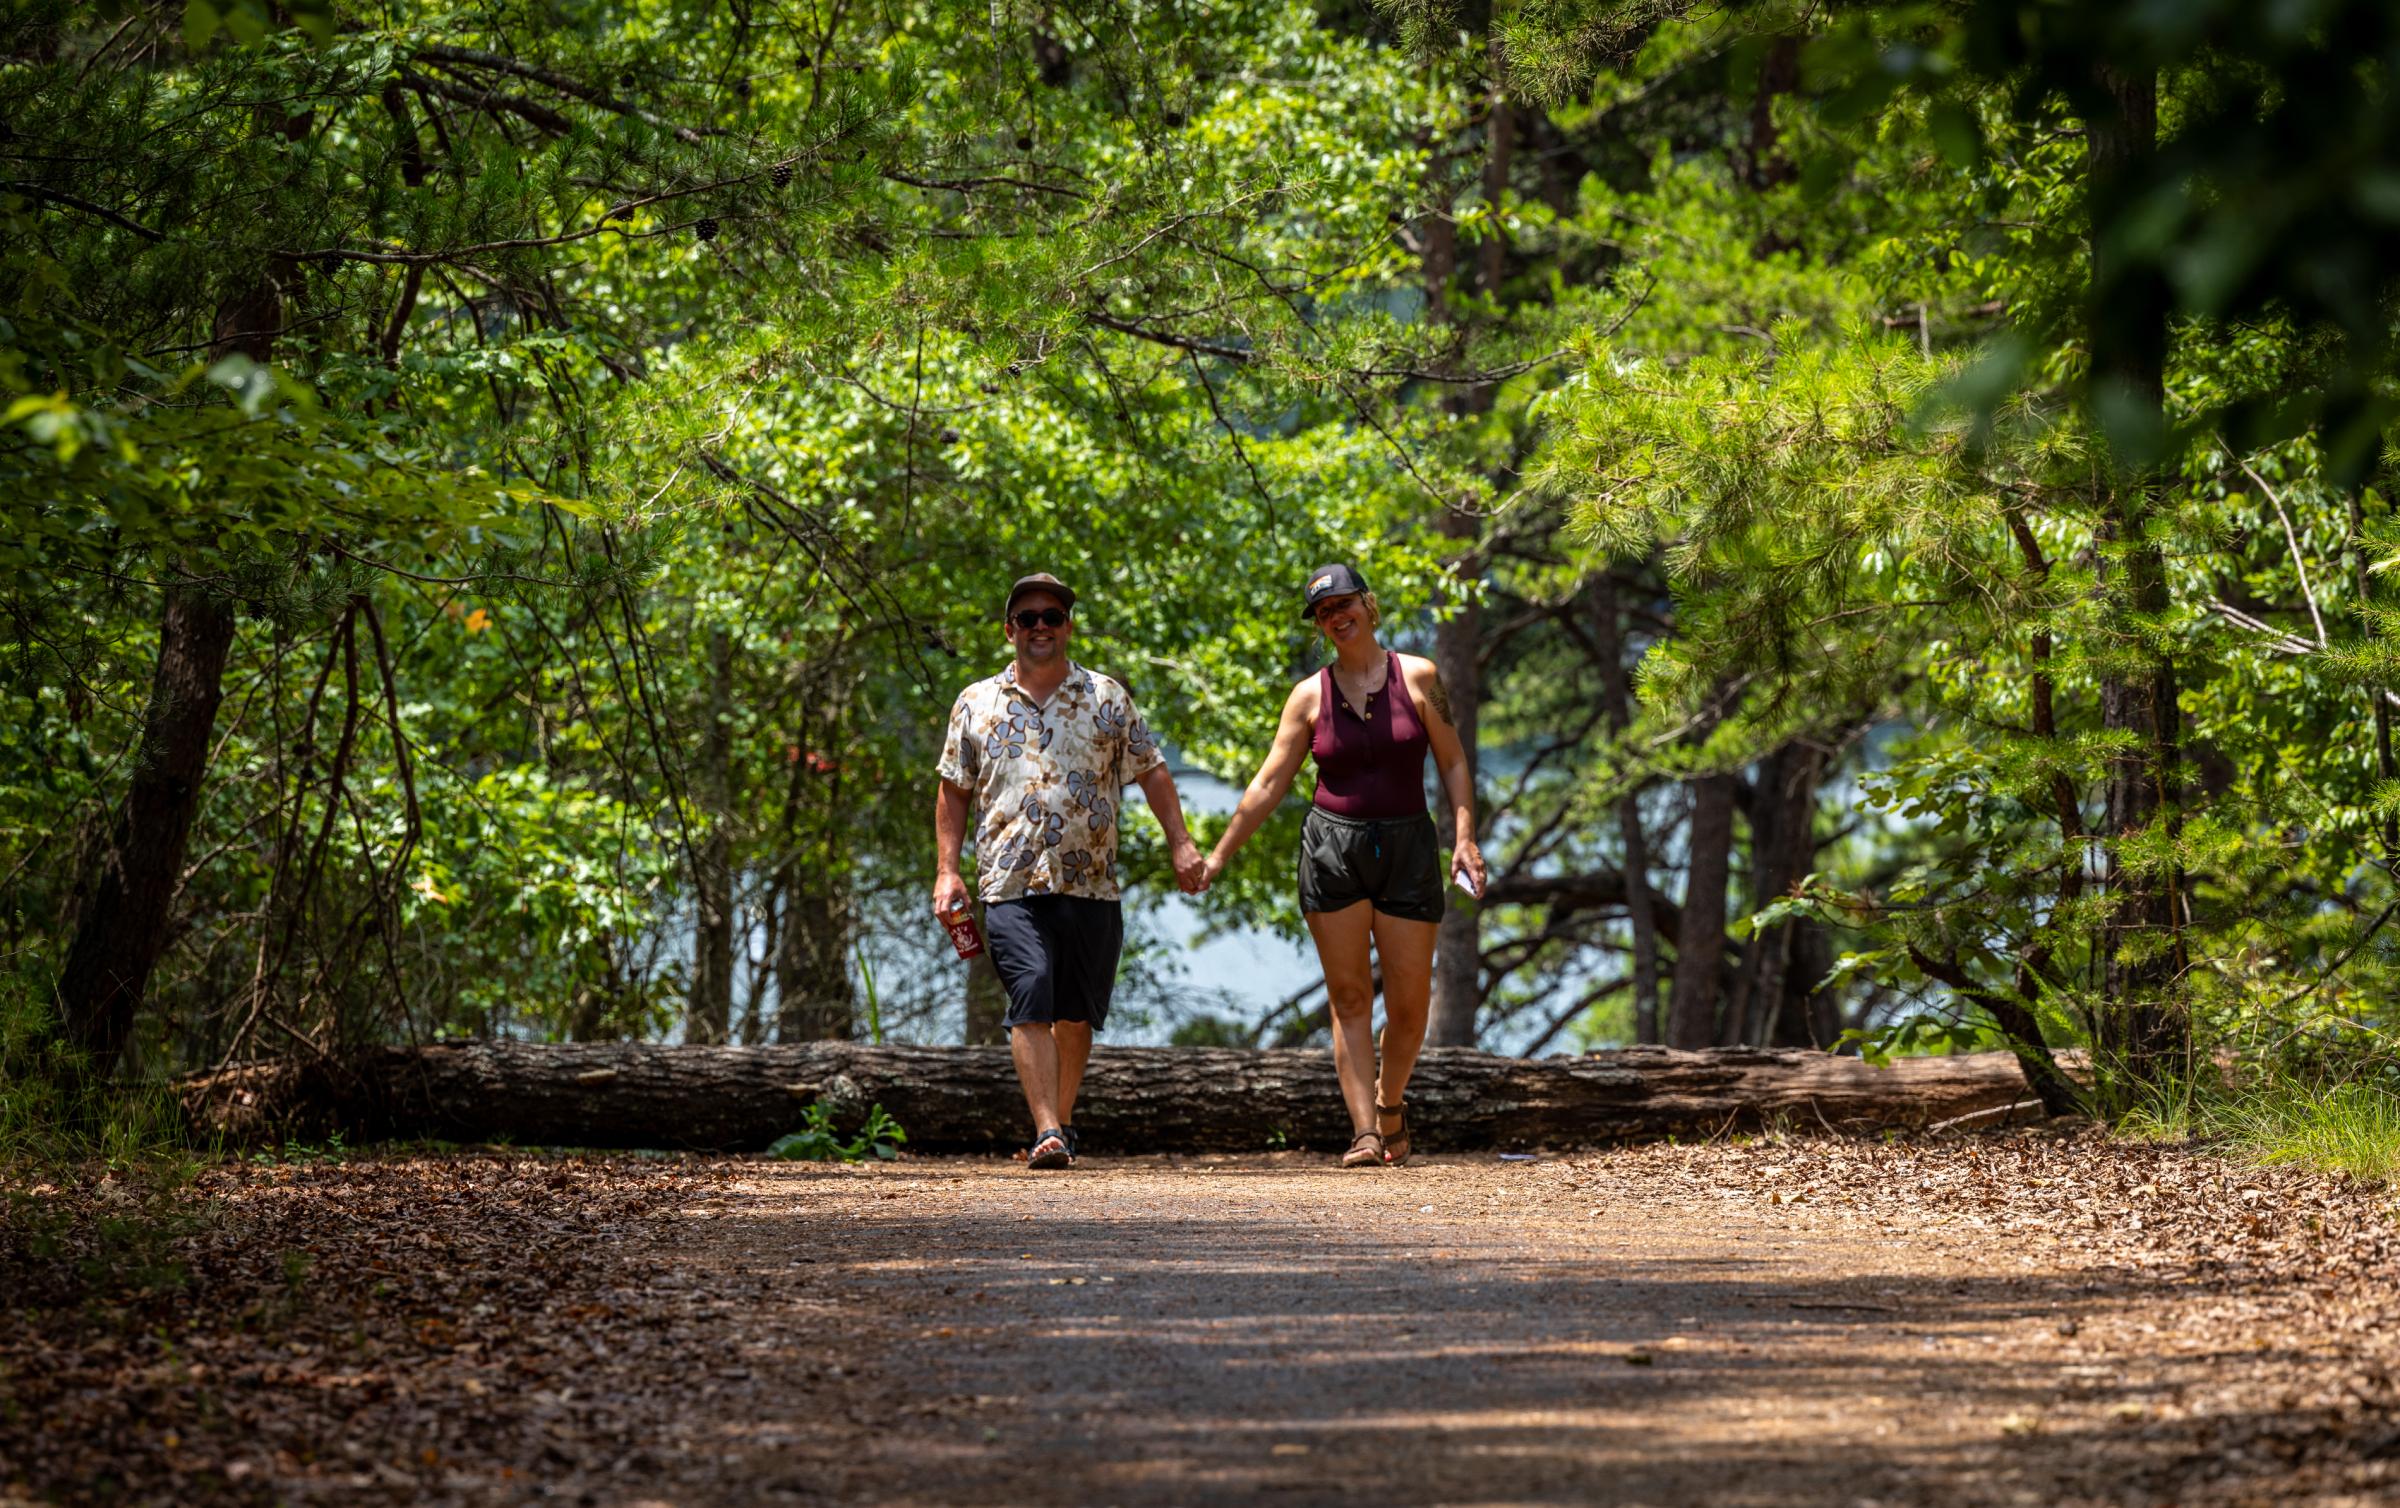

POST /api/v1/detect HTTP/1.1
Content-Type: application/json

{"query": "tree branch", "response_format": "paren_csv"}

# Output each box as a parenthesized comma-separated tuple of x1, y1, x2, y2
(414, 45, 719, 143)
(2, 180, 165, 241)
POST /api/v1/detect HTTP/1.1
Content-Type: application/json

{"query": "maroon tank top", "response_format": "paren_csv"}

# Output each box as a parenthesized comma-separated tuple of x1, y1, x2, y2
(1311, 652, 1431, 819)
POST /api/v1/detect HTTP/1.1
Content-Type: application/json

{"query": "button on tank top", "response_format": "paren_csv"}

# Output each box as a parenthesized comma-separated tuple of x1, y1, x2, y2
(1311, 651, 1431, 820)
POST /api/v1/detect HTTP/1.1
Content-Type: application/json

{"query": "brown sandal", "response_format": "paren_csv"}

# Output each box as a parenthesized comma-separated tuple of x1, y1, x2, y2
(1378, 1102, 1410, 1166)
(1341, 1131, 1385, 1168)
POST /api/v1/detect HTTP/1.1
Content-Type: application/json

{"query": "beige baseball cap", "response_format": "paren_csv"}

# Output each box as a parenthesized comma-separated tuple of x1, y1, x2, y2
(1003, 572, 1078, 618)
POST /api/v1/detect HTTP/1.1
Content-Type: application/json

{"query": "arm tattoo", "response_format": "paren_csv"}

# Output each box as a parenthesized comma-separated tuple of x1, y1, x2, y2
(1426, 668, 1454, 726)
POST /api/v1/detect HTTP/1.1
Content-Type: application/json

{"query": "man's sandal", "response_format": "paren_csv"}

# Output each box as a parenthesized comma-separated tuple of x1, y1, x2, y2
(1341, 1130, 1385, 1169)
(1377, 1102, 1410, 1166)
(1028, 1128, 1073, 1170)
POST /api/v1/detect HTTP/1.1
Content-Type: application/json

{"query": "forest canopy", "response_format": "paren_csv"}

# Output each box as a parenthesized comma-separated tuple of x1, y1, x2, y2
(7, 0, 2400, 1119)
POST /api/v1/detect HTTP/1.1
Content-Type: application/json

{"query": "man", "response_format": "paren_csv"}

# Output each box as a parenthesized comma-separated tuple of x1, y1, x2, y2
(934, 572, 1207, 1169)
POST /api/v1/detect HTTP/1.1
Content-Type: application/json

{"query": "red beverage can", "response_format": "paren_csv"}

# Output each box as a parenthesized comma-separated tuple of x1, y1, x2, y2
(941, 906, 985, 960)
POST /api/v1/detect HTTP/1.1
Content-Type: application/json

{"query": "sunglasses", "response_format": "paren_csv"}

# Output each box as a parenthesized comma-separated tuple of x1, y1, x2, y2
(1010, 608, 1070, 629)
(1312, 595, 1360, 621)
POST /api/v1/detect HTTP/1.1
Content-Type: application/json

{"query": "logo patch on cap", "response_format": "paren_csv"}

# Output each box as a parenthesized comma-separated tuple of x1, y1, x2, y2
(1311, 575, 1333, 592)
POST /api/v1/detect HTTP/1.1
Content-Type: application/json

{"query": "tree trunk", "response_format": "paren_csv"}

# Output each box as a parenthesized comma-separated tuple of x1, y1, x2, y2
(774, 883, 855, 1042)
(773, 681, 854, 1042)
(1667, 774, 1736, 1049)
(687, 628, 735, 1044)
(55, 272, 280, 1079)
(1776, 921, 1842, 1050)
(181, 1041, 2060, 1153)
(1742, 35, 1802, 193)
(1592, 572, 1662, 1044)
(2350, 487, 2397, 860)
(55, 586, 237, 1078)
(2086, 63, 2186, 1082)
(1724, 740, 1826, 1047)
(1476, 51, 1513, 298)
(1423, 66, 1508, 1047)
(1426, 525, 1483, 1046)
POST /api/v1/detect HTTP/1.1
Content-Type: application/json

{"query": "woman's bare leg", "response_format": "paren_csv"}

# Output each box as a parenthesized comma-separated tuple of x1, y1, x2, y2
(1370, 911, 1440, 1137)
(1304, 902, 1380, 1137)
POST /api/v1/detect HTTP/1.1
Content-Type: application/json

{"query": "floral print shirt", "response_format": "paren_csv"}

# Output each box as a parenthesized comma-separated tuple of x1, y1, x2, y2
(937, 660, 1166, 903)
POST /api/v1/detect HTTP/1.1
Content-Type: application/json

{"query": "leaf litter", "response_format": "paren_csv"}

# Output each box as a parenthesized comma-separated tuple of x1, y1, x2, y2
(2, 1128, 2395, 1506)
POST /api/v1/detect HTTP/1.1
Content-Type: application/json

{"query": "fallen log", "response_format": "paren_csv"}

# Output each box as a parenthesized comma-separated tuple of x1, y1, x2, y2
(180, 1042, 2044, 1152)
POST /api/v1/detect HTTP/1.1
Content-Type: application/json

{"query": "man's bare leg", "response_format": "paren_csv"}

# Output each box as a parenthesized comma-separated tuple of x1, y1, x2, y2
(1053, 1022, 1093, 1129)
(1011, 1023, 1061, 1137)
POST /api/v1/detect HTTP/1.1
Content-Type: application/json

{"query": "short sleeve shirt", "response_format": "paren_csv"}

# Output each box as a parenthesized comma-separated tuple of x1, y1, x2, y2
(936, 660, 1168, 903)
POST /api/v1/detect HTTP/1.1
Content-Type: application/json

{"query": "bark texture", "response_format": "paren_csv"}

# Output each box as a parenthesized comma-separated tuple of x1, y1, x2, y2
(1667, 774, 1736, 1048)
(1419, 59, 1507, 1047)
(688, 628, 736, 1045)
(1724, 740, 1827, 1047)
(180, 1042, 2047, 1153)
(56, 268, 281, 1076)
(773, 675, 854, 1041)
(1426, 520, 1483, 1046)
(1592, 571, 1662, 1045)
(2086, 62, 2187, 1078)
(56, 586, 238, 1076)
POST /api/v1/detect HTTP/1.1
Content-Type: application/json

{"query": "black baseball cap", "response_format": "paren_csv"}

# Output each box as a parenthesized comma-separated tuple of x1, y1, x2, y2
(1004, 572, 1078, 619)
(1300, 563, 1369, 619)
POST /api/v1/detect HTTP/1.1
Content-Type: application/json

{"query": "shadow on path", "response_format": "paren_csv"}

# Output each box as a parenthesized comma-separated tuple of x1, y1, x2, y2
(635, 1157, 2330, 1507)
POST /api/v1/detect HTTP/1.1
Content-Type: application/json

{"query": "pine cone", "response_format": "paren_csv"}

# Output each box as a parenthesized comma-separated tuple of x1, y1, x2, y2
(696, 216, 720, 241)
(771, 163, 793, 188)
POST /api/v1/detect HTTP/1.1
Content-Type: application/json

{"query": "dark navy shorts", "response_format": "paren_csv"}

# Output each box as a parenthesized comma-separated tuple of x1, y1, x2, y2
(1298, 807, 1446, 924)
(983, 895, 1124, 1031)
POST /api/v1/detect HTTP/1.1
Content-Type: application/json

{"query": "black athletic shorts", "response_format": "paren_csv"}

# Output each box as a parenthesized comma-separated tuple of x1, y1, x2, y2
(983, 894, 1124, 1031)
(1297, 807, 1446, 924)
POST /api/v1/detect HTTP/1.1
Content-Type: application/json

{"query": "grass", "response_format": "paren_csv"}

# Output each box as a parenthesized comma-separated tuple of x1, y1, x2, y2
(2120, 1072, 2400, 1187)
(2222, 1080, 2400, 1184)
(2, 994, 192, 1178)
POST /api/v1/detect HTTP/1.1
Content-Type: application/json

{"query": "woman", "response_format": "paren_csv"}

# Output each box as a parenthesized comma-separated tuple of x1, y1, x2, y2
(1204, 563, 1486, 1167)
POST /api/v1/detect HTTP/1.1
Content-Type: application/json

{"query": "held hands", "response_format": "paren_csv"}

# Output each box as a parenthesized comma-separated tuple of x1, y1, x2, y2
(1171, 837, 1209, 896)
(1201, 852, 1226, 891)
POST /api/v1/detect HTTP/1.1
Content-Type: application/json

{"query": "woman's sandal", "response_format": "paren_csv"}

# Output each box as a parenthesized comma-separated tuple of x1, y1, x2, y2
(1027, 1127, 1073, 1170)
(1340, 1130, 1385, 1169)
(1377, 1102, 1410, 1166)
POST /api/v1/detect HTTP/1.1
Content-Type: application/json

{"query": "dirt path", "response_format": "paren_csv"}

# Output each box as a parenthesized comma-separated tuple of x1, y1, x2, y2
(633, 1140, 2400, 1507)
(8, 1133, 2397, 1506)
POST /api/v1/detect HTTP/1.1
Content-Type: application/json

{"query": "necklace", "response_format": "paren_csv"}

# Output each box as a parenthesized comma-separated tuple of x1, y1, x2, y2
(1332, 654, 1388, 718)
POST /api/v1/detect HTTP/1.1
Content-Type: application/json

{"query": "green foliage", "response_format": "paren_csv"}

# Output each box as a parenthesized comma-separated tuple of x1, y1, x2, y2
(1788, 0, 2400, 472)
(1169, 1013, 1249, 1047)
(244, 1132, 352, 1168)
(7, 0, 2399, 1123)
(1836, 1017, 2003, 1068)
(767, 1101, 907, 1163)
(3, 0, 1474, 1067)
